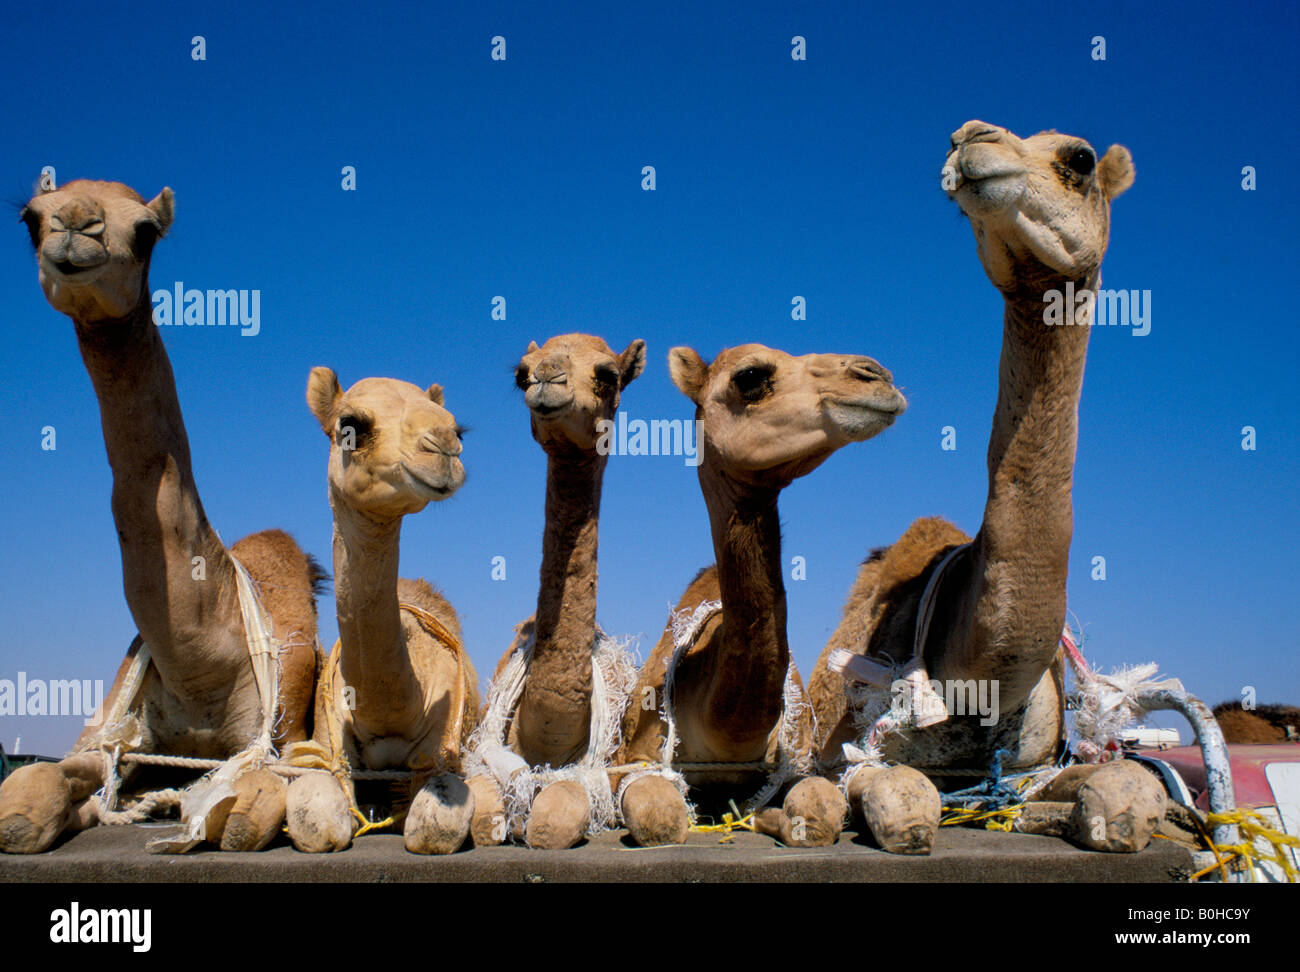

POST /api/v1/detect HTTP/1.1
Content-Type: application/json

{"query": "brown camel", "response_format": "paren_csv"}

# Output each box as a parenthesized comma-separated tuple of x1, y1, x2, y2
(464, 334, 645, 850)
(617, 343, 907, 847)
(809, 121, 1167, 854)
(289, 369, 481, 854)
(0, 181, 323, 854)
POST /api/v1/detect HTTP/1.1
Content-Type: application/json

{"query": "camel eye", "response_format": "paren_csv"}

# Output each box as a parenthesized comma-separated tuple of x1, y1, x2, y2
(19, 207, 40, 249)
(594, 364, 619, 391)
(733, 365, 774, 403)
(338, 414, 373, 448)
(514, 366, 531, 390)
(1066, 147, 1096, 176)
(132, 220, 160, 260)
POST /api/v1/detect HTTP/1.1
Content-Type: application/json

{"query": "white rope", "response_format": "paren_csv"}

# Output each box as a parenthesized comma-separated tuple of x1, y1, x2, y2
(463, 626, 639, 838)
(829, 543, 971, 792)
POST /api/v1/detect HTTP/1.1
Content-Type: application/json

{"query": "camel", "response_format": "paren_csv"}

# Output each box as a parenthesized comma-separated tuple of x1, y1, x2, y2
(617, 343, 907, 847)
(463, 334, 645, 850)
(0, 180, 324, 854)
(809, 121, 1167, 854)
(291, 368, 482, 854)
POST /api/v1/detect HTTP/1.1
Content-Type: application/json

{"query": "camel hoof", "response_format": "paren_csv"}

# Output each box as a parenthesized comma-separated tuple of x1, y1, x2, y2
(526, 780, 589, 850)
(0, 763, 72, 854)
(466, 775, 507, 847)
(1070, 760, 1166, 853)
(621, 775, 688, 847)
(286, 773, 353, 853)
(860, 765, 940, 855)
(405, 774, 474, 855)
(781, 777, 848, 847)
(219, 769, 288, 852)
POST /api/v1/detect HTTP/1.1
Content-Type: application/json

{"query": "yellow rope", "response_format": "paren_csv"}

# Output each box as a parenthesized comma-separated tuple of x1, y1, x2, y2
(690, 811, 757, 843)
(940, 804, 1025, 832)
(1202, 809, 1299, 883)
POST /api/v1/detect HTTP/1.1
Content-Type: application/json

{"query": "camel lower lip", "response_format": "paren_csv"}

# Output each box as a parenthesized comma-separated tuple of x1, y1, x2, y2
(401, 466, 452, 496)
(49, 259, 100, 278)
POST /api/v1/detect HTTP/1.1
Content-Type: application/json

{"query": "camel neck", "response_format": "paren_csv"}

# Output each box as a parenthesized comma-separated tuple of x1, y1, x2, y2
(700, 467, 789, 741)
(72, 297, 234, 664)
(949, 275, 1094, 697)
(330, 500, 421, 716)
(513, 449, 605, 765)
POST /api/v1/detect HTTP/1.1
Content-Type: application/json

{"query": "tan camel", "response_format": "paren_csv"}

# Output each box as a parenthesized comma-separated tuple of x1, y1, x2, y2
(810, 121, 1166, 854)
(0, 181, 323, 854)
(291, 368, 482, 854)
(618, 344, 907, 847)
(464, 334, 644, 850)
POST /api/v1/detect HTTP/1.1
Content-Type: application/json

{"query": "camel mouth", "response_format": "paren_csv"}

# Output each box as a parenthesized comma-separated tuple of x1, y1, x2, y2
(529, 400, 573, 419)
(44, 258, 105, 281)
(829, 396, 906, 418)
(399, 463, 459, 499)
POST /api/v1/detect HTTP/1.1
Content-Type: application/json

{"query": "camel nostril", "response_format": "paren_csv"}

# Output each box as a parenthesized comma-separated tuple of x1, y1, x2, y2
(418, 432, 441, 453)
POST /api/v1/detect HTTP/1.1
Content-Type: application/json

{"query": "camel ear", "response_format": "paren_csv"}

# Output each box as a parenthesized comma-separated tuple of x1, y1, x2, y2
(668, 347, 708, 404)
(526, 341, 540, 354)
(618, 339, 646, 389)
(146, 187, 175, 236)
(426, 383, 444, 406)
(307, 367, 342, 435)
(1097, 146, 1134, 201)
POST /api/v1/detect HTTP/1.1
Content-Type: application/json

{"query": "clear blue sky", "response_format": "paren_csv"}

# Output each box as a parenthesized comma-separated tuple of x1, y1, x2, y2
(2, 0, 1296, 753)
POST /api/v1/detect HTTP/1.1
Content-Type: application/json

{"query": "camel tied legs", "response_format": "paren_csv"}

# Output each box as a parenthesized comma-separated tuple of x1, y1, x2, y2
(810, 121, 1165, 854)
(0, 181, 323, 855)
(287, 368, 481, 855)
(464, 334, 645, 850)
(618, 344, 907, 847)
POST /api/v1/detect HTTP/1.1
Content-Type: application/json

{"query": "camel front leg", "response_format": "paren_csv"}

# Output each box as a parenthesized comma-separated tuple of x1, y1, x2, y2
(620, 774, 689, 846)
(218, 768, 288, 852)
(466, 774, 508, 846)
(1023, 760, 1166, 852)
(0, 752, 105, 854)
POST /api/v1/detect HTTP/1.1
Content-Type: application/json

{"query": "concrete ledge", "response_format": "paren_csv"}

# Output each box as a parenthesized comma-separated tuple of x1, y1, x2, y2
(0, 823, 1192, 882)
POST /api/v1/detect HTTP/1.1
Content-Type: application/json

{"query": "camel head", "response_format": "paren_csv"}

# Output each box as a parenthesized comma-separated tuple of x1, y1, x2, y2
(307, 368, 466, 520)
(514, 333, 646, 453)
(19, 179, 173, 323)
(669, 344, 906, 489)
(944, 120, 1134, 291)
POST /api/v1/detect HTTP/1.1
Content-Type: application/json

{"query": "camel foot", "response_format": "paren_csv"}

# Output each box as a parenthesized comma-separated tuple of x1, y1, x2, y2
(286, 772, 353, 853)
(621, 775, 689, 846)
(1069, 760, 1166, 853)
(0, 762, 73, 854)
(525, 780, 589, 850)
(851, 765, 940, 855)
(219, 769, 288, 852)
(405, 773, 474, 855)
(466, 775, 507, 846)
(779, 777, 848, 846)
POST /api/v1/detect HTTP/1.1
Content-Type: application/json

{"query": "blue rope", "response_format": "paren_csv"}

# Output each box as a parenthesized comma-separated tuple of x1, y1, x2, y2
(940, 749, 1029, 810)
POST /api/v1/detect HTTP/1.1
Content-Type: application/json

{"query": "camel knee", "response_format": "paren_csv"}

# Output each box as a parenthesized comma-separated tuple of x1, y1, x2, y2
(779, 777, 848, 847)
(405, 773, 474, 855)
(1069, 760, 1166, 853)
(466, 774, 507, 846)
(851, 765, 940, 855)
(286, 772, 353, 853)
(219, 769, 288, 852)
(0, 762, 73, 854)
(620, 775, 688, 847)
(525, 780, 589, 850)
